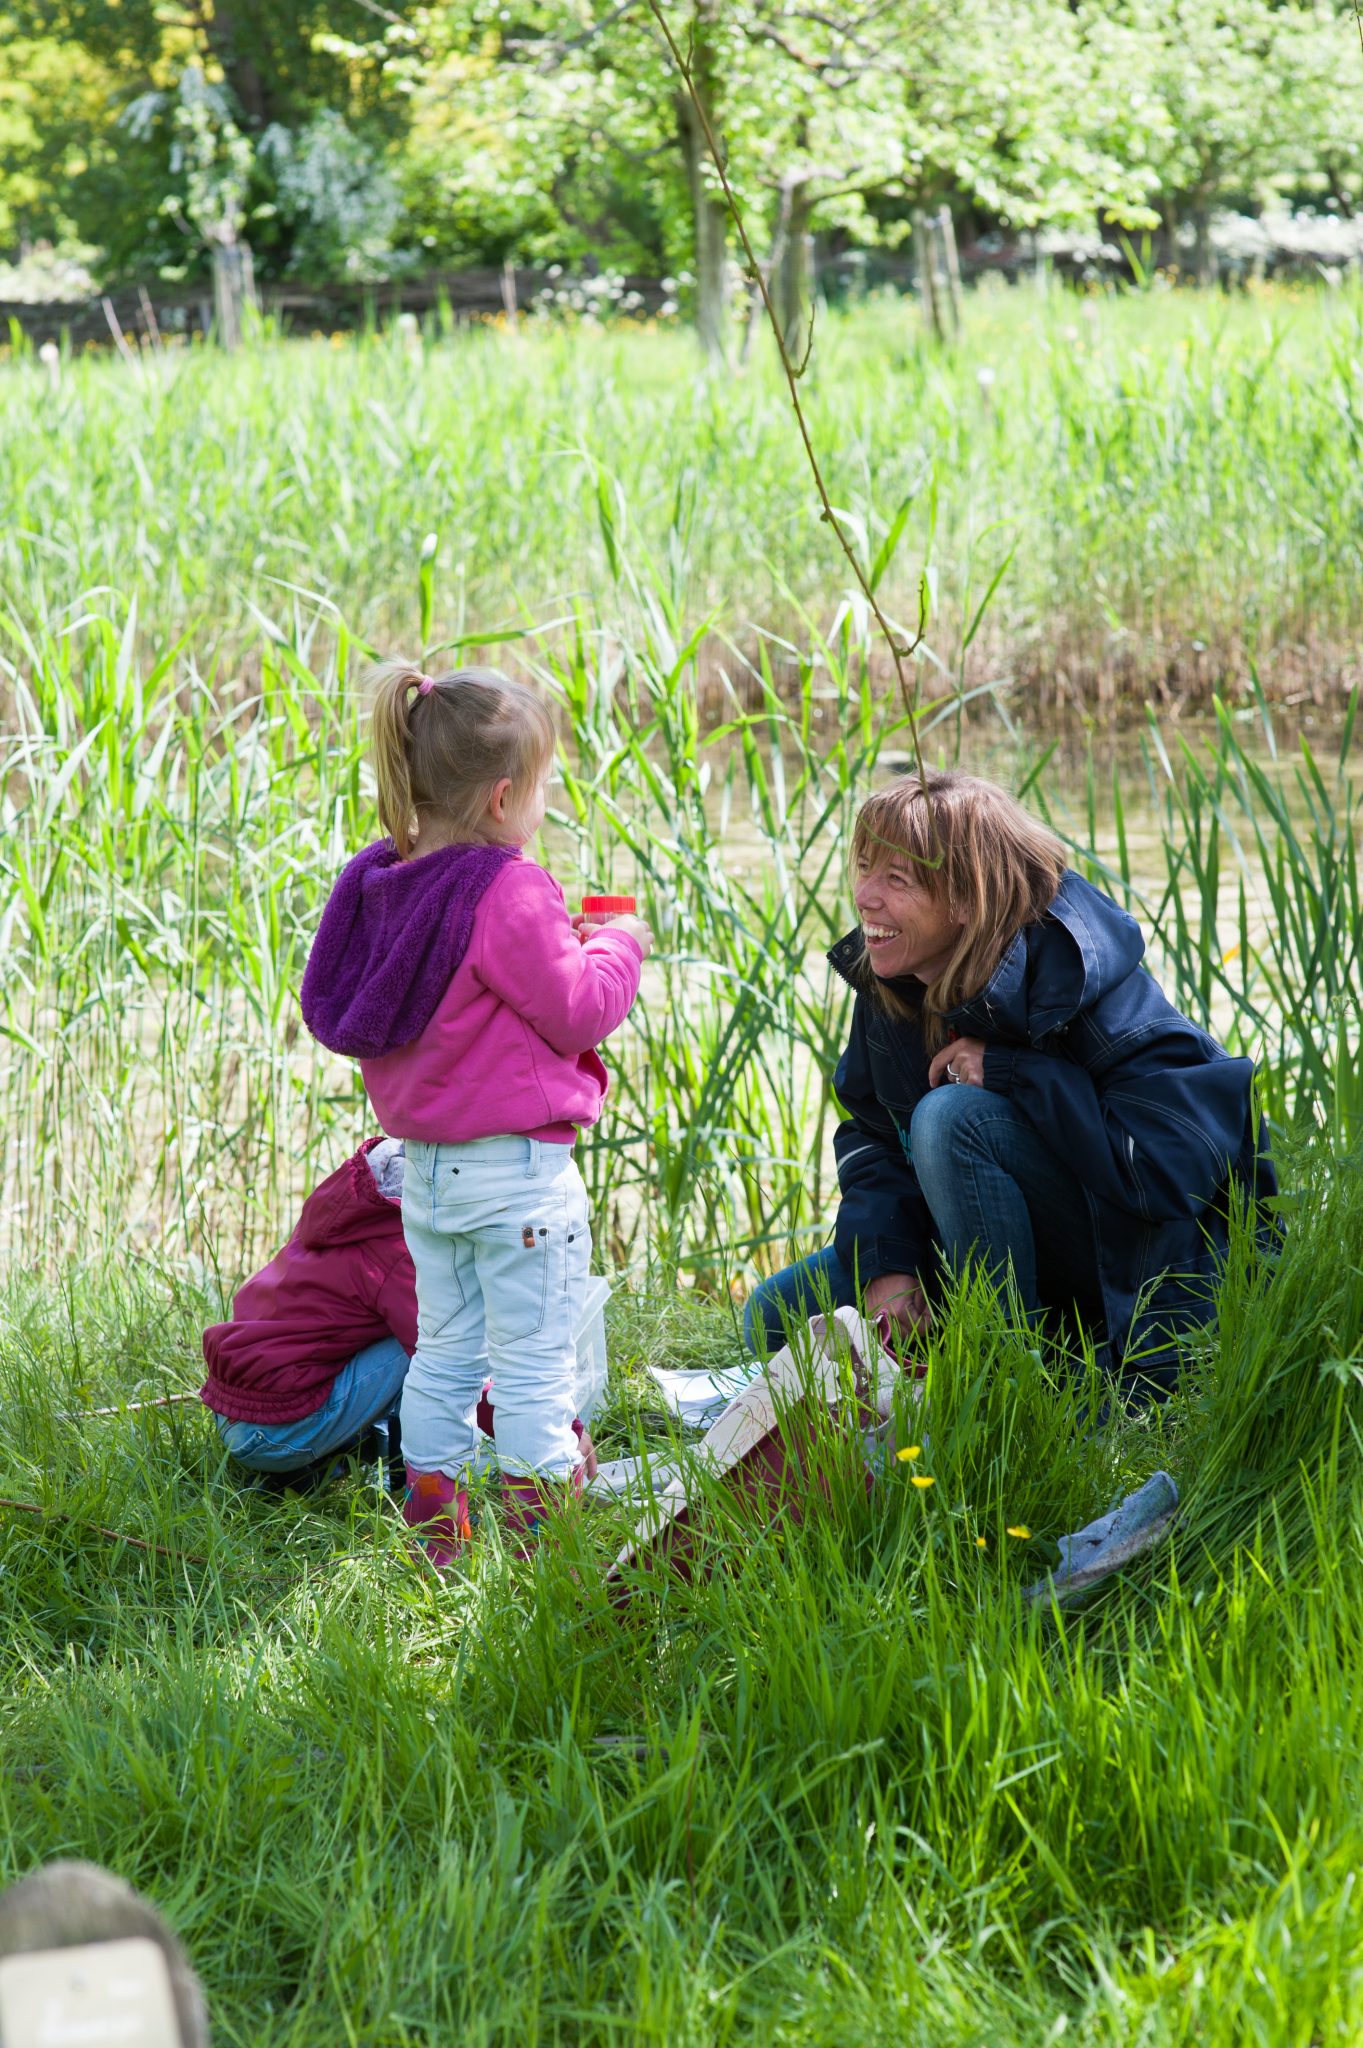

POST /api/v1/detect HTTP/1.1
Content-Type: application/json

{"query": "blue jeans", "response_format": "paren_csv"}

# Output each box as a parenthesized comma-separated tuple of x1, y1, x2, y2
(216, 1335, 409, 1473)
(400, 1135, 589, 1482)
(744, 1088, 1104, 1356)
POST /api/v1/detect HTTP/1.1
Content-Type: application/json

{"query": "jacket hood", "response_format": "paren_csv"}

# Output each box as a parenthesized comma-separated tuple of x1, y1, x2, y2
(828, 871, 1146, 1042)
(301, 838, 518, 1059)
(297, 1138, 404, 1253)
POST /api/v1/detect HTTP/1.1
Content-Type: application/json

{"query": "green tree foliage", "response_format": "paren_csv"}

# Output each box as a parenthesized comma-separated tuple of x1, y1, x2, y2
(1078, 0, 1360, 275)
(2, 0, 1360, 306)
(2, 0, 418, 278)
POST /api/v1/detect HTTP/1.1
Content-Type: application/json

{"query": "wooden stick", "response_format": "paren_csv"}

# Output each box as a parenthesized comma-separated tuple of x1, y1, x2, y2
(137, 282, 163, 351)
(0, 1496, 205, 1564)
(57, 1391, 201, 1421)
(100, 296, 138, 367)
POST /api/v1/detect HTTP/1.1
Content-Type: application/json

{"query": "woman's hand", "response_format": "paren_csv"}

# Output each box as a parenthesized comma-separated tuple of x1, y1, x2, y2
(864, 1270, 931, 1333)
(928, 1035, 987, 1089)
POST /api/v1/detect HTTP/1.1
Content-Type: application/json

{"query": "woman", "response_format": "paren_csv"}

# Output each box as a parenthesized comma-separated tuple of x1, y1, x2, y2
(745, 771, 1277, 1400)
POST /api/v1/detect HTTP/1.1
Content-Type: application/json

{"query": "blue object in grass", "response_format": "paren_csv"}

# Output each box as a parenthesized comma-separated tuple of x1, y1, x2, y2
(1026, 1469, 1179, 1607)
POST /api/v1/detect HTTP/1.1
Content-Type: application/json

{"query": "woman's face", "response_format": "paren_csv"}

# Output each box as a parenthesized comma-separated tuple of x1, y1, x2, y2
(853, 848, 963, 981)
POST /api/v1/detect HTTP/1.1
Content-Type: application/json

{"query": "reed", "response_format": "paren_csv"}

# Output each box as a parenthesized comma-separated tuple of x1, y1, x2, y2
(4, 285, 1363, 702)
(2, 535, 1357, 1288)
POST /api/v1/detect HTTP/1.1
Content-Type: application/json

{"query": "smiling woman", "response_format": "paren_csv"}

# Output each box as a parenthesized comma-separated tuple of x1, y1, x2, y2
(744, 770, 1280, 1402)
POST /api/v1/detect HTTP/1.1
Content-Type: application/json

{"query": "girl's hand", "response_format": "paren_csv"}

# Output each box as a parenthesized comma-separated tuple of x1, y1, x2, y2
(575, 910, 653, 959)
(608, 913, 653, 961)
(928, 1035, 986, 1088)
(864, 1271, 931, 1333)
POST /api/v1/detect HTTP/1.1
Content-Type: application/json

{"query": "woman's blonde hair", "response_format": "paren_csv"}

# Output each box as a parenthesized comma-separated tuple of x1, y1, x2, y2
(850, 770, 1066, 1049)
(369, 663, 556, 857)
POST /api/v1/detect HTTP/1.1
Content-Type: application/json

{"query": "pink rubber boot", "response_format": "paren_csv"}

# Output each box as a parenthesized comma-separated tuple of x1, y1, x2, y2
(502, 1459, 587, 1560)
(402, 1466, 472, 1571)
(476, 1390, 597, 1480)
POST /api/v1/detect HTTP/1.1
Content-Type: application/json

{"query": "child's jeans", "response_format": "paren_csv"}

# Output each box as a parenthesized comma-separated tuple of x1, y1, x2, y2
(215, 1335, 409, 1473)
(400, 1135, 589, 1482)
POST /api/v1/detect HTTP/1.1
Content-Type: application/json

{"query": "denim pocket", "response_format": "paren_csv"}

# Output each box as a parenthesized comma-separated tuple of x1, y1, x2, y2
(421, 1237, 468, 1340)
(218, 1419, 269, 1461)
(497, 1220, 551, 1340)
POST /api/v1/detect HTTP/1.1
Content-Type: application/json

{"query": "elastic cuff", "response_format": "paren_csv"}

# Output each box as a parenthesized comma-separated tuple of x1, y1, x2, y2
(861, 1239, 928, 1286)
(982, 1046, 1017, 1094)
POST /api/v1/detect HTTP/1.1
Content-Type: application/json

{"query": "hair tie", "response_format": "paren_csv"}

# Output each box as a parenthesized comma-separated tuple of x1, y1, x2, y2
(415, 675, 435, 696)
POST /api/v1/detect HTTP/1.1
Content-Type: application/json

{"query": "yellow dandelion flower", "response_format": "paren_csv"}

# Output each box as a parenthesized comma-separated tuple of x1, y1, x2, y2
(895, 1445, 923, 1462)
(976, 1536, 988, 1549)
(911, 1475, 935, 1490)
(1006, 1524, 1032, 1540)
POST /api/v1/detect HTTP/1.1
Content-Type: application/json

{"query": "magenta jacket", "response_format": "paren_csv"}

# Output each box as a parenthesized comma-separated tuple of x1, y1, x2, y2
(359, 857, 643, 1144)
(201, 1140, 418, 1426)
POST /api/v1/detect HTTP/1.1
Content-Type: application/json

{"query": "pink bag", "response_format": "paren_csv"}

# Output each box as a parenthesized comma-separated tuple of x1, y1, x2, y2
(606, 1308, 925, 1590)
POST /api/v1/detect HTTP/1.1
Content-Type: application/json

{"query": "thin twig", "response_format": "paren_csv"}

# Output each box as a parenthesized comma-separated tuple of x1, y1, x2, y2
(56, 1391, 201, 1421)
(101, 297, 138, 369)
(644, 0, 934, 803)
(0, 1496, 207, 1565)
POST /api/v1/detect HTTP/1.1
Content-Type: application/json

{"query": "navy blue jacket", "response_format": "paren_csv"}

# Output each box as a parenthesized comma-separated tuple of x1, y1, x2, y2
(827, 870, 1277, 1377)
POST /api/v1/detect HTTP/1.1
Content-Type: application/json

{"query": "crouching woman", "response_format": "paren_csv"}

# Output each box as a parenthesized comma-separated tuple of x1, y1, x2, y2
(746, 771, 1278, 1400)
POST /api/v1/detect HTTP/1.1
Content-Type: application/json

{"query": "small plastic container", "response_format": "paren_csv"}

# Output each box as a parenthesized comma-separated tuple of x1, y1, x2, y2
(581, 894, 636, 915)
(572, 1274, 613, 1423)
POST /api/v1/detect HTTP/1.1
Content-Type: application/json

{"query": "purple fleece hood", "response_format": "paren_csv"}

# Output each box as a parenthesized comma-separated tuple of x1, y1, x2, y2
(301, 838, 517, 1059)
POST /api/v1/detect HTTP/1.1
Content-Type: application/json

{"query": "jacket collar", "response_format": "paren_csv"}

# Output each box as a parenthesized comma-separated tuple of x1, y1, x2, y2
(827, 928, 926, 1011)
(827, 928, 865, 989)
(828, 872, 1144, 1040)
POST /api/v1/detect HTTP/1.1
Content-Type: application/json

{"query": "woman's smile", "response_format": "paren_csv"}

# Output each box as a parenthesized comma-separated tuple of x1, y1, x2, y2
(854, 858, 962, 982)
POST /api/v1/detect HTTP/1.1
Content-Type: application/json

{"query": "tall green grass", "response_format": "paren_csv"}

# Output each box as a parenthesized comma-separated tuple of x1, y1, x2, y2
(0, 1142, 1359, 2044)
(3, 287, 1362, 2048)
(4, 286, 1363, 699)
(2, 551, 1358, 1282)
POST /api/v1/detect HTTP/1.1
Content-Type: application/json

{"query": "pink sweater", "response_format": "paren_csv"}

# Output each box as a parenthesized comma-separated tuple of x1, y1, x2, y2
(360, 857, 643, 1144)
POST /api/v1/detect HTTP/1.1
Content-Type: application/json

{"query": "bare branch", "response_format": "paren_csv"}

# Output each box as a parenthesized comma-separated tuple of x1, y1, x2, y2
(644, 0, 934, 791)
(345, 0, 411, 29)
(505, 0, 644, 72)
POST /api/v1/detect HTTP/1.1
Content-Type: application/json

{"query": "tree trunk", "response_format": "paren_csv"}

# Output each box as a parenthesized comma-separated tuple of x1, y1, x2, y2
(774, 176, 814, 357)
(212, 237, 256, 350)
(202, 6, 270, 126)
(937, 207, 964, 332)
(912, 208, 943, 340)
(674, 2, 729, 367)
(676, 93, 729, 366)
(1191, 206, 1217, 286)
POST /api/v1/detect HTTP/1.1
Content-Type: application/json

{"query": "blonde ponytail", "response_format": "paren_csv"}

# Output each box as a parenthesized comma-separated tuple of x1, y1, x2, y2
(370, 664, 429, 857)
(368, 661, 556, 858)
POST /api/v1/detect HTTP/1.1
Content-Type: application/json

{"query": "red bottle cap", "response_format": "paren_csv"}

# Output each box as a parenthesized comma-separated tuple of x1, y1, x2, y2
(581, 894, 636, 914)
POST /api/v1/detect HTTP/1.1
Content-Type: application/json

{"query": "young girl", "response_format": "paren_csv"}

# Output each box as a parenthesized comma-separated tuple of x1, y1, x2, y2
(301, 666, 649, 1565)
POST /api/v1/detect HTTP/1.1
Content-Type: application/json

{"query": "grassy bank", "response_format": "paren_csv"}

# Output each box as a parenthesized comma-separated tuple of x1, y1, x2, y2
(4, 285, 1363, 707)
(0, 1145, 1359, 2045)
(5, 282, 1362, 2045)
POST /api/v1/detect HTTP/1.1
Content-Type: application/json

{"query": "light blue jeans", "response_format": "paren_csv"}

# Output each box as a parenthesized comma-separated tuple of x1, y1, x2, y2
(215, 1335, 410, 1473)
(400, 1135, 590, 1481)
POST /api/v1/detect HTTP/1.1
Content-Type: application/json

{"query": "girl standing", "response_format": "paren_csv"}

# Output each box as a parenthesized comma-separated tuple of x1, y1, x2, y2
(302, 667, 650, 1564)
